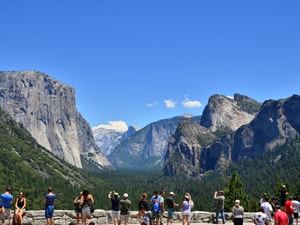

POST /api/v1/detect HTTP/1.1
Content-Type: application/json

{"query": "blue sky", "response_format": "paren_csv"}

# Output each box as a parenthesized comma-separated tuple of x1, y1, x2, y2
(1, 1, 300, 129)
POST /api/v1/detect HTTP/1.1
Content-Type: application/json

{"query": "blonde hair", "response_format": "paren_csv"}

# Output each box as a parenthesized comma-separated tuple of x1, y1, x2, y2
(185, 192, 192, 200)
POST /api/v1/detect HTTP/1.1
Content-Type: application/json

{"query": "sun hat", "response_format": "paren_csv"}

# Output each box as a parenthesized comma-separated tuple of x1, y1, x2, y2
(235, 199, 240, 204)
(170, 192, 175, 196)
(123, 193, 128, 198)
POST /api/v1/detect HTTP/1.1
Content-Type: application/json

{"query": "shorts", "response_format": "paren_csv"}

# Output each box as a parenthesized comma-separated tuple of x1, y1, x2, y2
(182, 211, 190, 216)
(294, 213, 299, 219)
(75, 207, 82, 214)
(111, 210, 120, 219)
(152, 211, 161, 220)
(45, 205, 54, 219)
(81, 207, 91, 215)
(2, 208, 12, 220)
(120, 214, 130, 222)
(167, 208, 174, 219)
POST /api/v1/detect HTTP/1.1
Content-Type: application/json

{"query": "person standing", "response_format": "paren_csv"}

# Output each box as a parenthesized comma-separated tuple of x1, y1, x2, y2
(252, 206, 270, 225)
(260, 197, 273, 222)
(151, 191, 163, 225)
(280, 185, 289, 211)
(214, 191, 225, 224)
(119, 193, 131, 225)
(181, 196, 190, 225)
(165, 192, 179, 225)
(285, 196, 295, 225)
(138, 193, 149, 223)
(73, 191, 83, 225)
(292, 196, 300, 225)
(1, 187, 13, 225)
(185, 193, 194, 222)
(44, 187, 56, 225)
(80, 189, 94, 225)
(14, 192, 27, 225)
(108, 191, 120, 225)
(271, 197, 279, 220)
(232, 199, 244, 225)
(274, 205, 289, 225)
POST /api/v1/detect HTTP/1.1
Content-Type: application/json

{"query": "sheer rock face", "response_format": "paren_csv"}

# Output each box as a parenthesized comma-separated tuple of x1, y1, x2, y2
(0, 70, 111, 169)
(164, 94, 259, 177)
(232, 95, 300, 160)
(164, 94, 300, 177)
(200, 94, 258, 132)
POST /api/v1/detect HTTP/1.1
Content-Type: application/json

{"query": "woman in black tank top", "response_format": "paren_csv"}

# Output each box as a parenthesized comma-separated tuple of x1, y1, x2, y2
(14, 192, 27, 225)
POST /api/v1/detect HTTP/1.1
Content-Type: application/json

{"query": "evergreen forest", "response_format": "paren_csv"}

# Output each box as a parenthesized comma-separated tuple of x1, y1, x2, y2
(1, 110, 300, 212)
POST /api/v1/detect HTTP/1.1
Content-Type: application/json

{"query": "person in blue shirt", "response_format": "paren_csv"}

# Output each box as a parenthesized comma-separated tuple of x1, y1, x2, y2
(44, 187, 56, 225)
(1, 186, 13, 225)
(151, 191, 164, 225)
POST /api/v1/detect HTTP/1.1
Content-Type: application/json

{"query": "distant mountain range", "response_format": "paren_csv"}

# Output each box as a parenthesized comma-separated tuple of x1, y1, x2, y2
(1, 70, 300, 178)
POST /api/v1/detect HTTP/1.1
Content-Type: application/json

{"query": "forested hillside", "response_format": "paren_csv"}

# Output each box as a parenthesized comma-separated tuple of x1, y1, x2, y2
(1, 109, 300, 212)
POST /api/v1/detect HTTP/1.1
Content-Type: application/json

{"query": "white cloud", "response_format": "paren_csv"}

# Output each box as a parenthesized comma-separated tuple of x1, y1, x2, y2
(93, 121, 128, 132)
(182, 96, 202, 108)
(146, 101, 159, 107)
(164, 99, 176, 108)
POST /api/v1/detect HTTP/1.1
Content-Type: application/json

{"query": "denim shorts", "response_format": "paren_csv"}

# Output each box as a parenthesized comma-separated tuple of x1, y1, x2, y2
(45, 205, 54, 219)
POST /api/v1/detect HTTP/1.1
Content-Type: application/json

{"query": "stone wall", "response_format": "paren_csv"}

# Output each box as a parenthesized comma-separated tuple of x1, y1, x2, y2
(19, 210, 255, 225)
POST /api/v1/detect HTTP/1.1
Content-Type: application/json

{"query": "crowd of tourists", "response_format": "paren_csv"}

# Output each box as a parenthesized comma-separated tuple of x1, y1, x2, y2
(1, 184, 298, 225)
(73, 190, 194, 225)
(214, 184, 299, 225)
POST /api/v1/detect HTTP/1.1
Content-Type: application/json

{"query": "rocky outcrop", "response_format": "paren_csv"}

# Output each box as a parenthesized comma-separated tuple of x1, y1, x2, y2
(232, 95, 300, 160)
(0, 71, 111, 169)
(164, 94, 300, 177)
(200, 94, 259, 132)
(164, 120, 214, 177)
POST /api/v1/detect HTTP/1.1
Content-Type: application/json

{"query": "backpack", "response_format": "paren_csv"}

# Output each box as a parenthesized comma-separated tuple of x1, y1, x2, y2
(152, 201, 160, 212)
(151, 195, 163, 212)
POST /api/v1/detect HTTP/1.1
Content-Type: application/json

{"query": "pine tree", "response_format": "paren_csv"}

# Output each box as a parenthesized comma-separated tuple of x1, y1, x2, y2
(224, 171, 250, 211)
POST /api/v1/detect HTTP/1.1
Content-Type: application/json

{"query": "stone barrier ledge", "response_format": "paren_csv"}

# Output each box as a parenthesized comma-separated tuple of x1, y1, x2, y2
(19, 210, 256, 225)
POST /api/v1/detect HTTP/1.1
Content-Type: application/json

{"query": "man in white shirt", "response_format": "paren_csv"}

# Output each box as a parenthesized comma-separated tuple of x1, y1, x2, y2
(261, 197, 273, 222)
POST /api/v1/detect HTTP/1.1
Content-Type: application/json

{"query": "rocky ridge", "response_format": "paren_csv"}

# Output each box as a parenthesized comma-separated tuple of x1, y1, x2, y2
(164, 94, 300, 177)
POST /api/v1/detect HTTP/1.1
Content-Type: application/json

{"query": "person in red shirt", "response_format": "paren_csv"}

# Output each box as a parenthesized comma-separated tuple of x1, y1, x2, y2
(285, 196, 295, 225)
(274, 205, 288, 225)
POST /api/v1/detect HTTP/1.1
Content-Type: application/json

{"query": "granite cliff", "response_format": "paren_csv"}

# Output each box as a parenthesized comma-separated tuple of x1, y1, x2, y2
(164, 94, 300, 177)
(0, 70, 111, 169)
